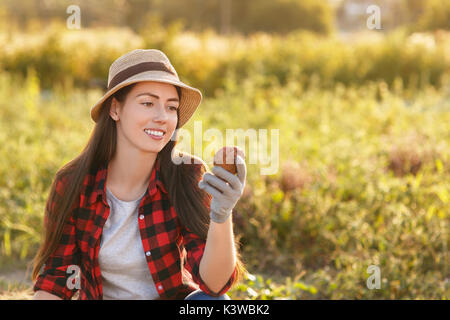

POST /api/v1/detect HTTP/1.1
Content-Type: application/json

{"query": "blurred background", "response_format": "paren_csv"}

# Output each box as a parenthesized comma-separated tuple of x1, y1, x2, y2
(0, 0, 448, 299)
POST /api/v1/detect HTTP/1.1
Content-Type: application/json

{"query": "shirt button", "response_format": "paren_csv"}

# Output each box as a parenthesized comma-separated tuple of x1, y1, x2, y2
(146, 251, 151, 256)
(157, 285, 163, 291)
(139, 214, 144, 220)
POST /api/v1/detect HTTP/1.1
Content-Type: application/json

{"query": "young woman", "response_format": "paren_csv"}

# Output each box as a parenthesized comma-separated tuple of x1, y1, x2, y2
(31, 49, 247, 300)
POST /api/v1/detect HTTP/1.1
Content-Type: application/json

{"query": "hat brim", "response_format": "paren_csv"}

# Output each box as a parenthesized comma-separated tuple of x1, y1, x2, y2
(90, 71, 202, 128)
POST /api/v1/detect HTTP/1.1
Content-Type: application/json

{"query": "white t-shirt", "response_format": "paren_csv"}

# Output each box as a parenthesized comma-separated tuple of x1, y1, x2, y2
(98, 186, 160, 300)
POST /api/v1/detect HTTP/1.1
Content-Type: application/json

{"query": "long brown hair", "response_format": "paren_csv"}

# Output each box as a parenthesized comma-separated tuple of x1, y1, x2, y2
(31, 82, 246, 288)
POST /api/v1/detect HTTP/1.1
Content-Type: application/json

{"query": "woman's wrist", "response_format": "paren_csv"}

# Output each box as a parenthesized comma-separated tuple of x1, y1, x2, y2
(210, 209, 232, 224)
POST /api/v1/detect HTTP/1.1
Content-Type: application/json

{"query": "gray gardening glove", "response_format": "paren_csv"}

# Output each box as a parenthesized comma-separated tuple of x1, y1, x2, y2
(198, 155, 247, 223)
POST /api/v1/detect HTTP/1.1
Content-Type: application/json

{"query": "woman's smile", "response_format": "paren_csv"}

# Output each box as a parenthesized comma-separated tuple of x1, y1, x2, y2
(143, 128, 165, 140)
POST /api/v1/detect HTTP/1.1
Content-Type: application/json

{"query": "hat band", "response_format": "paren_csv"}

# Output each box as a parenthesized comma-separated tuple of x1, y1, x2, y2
(108, 61, 176, 90)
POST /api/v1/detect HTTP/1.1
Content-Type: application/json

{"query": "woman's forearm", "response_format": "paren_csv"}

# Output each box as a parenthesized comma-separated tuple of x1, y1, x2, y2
(199, 215, 236, 294)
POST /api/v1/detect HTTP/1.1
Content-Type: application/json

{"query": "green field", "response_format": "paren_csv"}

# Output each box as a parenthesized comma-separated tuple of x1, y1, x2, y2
(0, 26, 449, 300)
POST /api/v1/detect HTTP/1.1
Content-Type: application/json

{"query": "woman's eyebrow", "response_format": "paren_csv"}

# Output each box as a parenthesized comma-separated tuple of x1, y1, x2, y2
(135, 92, 179, 102)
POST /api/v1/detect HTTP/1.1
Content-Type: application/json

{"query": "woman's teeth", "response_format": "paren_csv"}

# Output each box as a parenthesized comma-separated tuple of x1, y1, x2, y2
(144, 129, 164, 136)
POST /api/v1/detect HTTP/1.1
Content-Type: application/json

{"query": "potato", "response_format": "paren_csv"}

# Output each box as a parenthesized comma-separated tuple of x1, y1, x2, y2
(213, 146, 246, 175)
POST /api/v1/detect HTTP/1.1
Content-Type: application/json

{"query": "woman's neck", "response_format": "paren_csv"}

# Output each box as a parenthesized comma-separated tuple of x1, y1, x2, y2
(106, 150, 157, 201)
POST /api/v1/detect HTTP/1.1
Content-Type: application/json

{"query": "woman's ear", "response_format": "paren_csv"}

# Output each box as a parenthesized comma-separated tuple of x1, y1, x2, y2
(109, 97, 120, 121)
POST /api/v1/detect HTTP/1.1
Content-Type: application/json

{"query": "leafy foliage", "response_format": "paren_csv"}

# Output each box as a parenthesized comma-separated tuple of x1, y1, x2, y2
(0, 27, 449, 300)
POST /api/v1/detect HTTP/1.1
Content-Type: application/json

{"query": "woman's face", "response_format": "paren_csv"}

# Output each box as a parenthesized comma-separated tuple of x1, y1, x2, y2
(109, 81, 179, 154)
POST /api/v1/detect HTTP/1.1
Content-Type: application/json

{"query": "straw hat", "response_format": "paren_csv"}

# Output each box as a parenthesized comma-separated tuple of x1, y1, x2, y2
(90, 49, 202, 128)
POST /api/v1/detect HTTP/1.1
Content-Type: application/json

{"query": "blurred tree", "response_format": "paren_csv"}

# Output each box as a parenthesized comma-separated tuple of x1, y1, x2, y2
(237, 0, 334, 35)
(402, 0, 426, 23)
(220, 0, 231, 35)
(2, 0, 129, 29)
(153, 0, 334, 35)
(336, 0, 450, 33)
(153, 0, 221, 32)
(417, 0, 450, 31)
(122, 0, 154, 31)
(1, 0, 334, 35)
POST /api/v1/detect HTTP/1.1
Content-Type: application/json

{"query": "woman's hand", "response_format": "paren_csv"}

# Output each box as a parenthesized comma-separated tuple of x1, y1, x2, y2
(198, 155, 247, 223)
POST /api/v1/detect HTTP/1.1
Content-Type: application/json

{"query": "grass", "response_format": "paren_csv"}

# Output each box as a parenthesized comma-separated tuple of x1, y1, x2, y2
(0, 28, 449, 300)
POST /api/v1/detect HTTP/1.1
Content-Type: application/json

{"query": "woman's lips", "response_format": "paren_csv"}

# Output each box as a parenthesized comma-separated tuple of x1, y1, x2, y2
(144, 129, 165, 140)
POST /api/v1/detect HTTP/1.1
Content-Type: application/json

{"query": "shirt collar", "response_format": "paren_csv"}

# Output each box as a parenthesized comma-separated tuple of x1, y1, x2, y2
(88, 157, 168, 206)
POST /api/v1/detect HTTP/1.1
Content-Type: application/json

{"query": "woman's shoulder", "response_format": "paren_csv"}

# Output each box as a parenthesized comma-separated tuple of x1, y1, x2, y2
(52, 166, 93, 208)
(53, 170, 73, 196)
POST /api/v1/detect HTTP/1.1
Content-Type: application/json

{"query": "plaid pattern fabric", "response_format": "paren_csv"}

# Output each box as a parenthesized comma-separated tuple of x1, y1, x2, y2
(33, 157, 237, 300)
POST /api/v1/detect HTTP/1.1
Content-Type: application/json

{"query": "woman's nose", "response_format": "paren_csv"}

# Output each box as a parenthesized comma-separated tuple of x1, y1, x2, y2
(153, 103, 169, 122)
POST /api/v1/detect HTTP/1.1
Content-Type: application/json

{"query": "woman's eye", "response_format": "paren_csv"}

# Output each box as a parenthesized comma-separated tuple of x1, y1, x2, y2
(169, 106, 178, 111)
(142, 102, 153, 107)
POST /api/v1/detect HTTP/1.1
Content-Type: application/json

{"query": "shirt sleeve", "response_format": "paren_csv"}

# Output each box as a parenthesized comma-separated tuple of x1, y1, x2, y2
(181, 224, 237, 297)
(33, 175, 81, 300)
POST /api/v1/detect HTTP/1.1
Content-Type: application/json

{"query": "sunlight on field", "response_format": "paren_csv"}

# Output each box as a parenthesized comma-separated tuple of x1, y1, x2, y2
(0, 24, 449, 299)
(0, 289, 33, 300)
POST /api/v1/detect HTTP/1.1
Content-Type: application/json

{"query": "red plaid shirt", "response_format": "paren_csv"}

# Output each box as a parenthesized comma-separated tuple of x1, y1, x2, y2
(33, 157, 237, 300)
